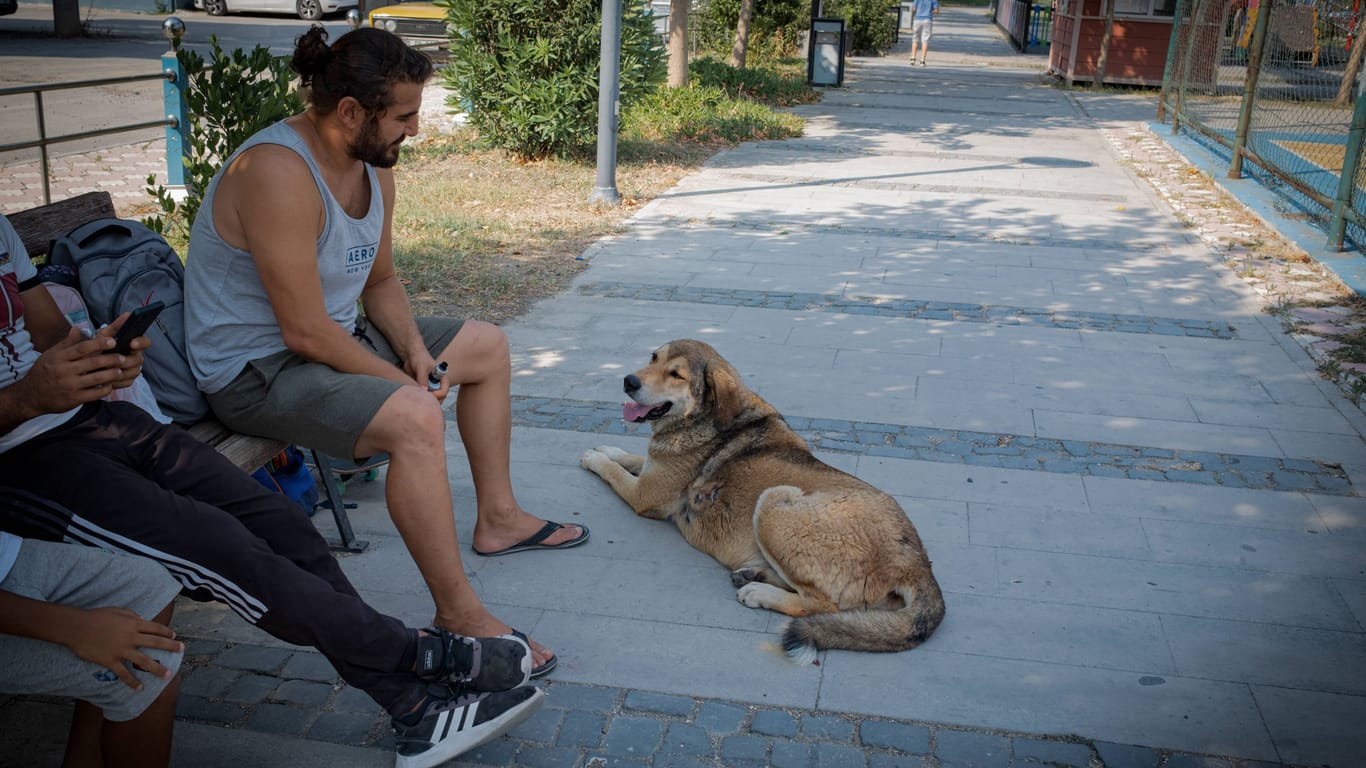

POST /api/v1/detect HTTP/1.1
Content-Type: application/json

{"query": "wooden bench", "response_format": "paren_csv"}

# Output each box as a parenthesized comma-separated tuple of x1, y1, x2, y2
(10, 191, 367, 552)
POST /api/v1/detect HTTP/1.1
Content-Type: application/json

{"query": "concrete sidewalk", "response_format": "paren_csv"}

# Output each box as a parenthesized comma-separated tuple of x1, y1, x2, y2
(3, 6, 1365, 768)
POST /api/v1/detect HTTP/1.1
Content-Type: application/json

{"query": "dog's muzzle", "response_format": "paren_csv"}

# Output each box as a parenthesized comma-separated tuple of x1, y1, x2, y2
(622, 374, 671, 422)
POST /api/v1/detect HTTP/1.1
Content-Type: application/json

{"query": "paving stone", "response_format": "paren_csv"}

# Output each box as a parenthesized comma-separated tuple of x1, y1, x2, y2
(753, 709, 799, 737)
(306, 711, 382, 746)
(772, 739, 813, 768)
(245, 702, 315, 736)
(179, 665, 239, 698)
(722, 733, 771, 762)
(654, 756, 715, 768)
(515, 745, 583, 768)
(803, 714, 855, 742)
(280, 652, 340, 683)
(215, 644, 292, 674)
(1162, 753, 1235, 768)
(869, 754, 927, 768)
(548, 682, 620, 712)
(174, 694, 249, 725)
(602, 715, 664, 758)
(556, 710, 608, 748)
(221, 672, 280, 704)
(1093, 742, 1162, 768)
(694, 700, 749, 732)
(508, 705, 562, 743)
(933, 729, 1011, 767)
(269, 679, 333, 708)
(660, 721, 713, 756)
(331, 684, 383, 714)
(456, 737, 519, 765)
(623, 690, 694, 717)
(860, 721, 931, 753)
(816, 741, 869, 767)
(1013, 737, 1093, 766)
(582, 754, 649, 767)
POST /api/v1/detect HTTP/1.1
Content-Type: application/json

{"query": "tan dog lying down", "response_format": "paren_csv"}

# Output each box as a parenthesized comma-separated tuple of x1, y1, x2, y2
(581, 339, 944, 662)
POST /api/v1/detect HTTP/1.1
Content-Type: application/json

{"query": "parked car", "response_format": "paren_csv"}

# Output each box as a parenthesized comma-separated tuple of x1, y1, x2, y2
(367, 1, 450, 57)
(194, 0, 356, 22)
(0, 0, 17, 16)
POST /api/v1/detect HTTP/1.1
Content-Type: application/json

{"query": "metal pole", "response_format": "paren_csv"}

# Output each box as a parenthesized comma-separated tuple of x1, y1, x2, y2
(1329, 70, 1366, 250)
(589, 0, 623, 206)
(1156, 0, 1190, 121)
(162, 17, 190, 199)
(1230, 0, 1271, 179)
(35, 91, 50, 206)
(1172, 0, 1202, 134)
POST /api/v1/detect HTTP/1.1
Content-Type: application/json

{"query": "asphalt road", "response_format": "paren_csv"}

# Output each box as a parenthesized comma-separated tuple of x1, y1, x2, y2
(0, 3, 357, 162)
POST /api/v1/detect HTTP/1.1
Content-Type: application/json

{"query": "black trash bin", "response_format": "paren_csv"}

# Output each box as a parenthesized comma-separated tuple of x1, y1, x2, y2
(807, 17, 845, 87)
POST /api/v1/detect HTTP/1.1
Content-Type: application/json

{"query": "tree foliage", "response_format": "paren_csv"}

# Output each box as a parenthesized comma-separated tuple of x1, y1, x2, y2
(438, 0, 666, 160)
(146, 39, 301, 238)
(825, 0, 896, 55)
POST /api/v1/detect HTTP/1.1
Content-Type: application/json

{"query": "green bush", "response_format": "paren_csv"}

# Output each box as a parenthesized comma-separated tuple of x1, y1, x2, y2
(825, 0, 897, 54)
(621, 81, 804, 146)
(689, 55, 816, 106)
(145, 39, 301, 240)
(437, 0, 666, 160)
(698, 0, 809, 59)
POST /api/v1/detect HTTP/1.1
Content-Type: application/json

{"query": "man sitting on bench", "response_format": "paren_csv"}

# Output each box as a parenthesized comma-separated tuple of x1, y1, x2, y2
(0, 213, 543, 768)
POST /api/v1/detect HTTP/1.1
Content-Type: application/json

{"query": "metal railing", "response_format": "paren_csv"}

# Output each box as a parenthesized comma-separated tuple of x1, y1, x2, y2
(0, 21, 189, 207)
(1159, 0, 1366, 251)
(1001, 0, 1053, 53)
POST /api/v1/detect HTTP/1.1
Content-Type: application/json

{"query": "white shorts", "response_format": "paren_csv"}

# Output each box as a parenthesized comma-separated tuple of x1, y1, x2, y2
(913, 19, 933, 43)
(0, 540, 183, 721)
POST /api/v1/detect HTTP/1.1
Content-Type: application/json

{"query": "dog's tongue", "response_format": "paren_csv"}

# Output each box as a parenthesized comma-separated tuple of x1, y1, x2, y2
(623, 402, 653, 422)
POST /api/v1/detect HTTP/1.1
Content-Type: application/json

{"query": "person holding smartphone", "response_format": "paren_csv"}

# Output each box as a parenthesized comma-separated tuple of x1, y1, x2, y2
(0, 213, 544, 768)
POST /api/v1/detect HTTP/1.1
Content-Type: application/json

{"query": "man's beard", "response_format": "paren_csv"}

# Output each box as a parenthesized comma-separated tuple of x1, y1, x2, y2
(348, 116, 402, 168)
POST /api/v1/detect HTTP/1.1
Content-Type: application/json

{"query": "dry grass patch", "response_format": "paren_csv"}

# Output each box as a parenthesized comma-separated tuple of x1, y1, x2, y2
(392, 129, 716, 324)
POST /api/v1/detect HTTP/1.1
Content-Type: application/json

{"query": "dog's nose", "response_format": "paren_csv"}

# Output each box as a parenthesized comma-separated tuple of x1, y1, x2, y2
(624, 374, 641, 394)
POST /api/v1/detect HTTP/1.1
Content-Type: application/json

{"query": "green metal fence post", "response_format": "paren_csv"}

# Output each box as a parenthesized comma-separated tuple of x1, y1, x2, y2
(1329, 80, 1366, 250)
(1157, 0, 1191, 121)
(1231, 0, 1271, 179)
(161, 18, 189, 196)
(1172, 0, 1204, 134)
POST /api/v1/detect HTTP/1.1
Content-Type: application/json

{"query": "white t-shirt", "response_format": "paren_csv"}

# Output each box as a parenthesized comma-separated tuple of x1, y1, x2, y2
(0, 216, 79, 454)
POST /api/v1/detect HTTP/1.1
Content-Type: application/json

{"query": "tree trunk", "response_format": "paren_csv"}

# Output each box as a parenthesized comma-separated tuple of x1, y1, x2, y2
(54, 0, 82, 38)
(1094, 0, 1117, 87)
(668, 0, 689, 87)
(1337, 16, 1366, 105)
(730, 0, 755, 68)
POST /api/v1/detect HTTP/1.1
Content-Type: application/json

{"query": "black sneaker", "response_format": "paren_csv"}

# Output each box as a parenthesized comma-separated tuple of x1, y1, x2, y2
(415, 628, 531, 691)
(394, 685, 546, 768)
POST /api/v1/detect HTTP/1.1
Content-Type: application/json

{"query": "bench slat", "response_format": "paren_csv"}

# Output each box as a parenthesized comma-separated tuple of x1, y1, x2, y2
(8, 191, 117, 259)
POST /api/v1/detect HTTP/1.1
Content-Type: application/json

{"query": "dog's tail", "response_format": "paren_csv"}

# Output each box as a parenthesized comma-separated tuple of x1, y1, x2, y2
(779, 579, 945, 664)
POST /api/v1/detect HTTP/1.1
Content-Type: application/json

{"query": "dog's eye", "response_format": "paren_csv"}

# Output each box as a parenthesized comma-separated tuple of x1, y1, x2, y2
(670, 370, 685, 380)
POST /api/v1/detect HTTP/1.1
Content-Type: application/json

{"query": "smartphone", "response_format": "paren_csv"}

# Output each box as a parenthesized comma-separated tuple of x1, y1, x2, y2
(112, 300, 165, 355)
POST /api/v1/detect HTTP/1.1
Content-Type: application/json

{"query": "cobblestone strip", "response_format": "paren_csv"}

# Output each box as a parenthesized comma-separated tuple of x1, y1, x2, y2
(509, 396, 1354, 496)
(578, 282, 1237, 340)
(711, 170, 1127, 204)
(121, 641, 1289, 767)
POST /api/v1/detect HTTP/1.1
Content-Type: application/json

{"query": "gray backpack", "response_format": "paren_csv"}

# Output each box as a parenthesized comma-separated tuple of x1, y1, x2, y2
(49, 218, 210, 424)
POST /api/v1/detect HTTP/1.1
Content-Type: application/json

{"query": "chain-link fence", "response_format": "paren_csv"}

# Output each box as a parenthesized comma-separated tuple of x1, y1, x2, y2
(1159, 0, 1366, 251)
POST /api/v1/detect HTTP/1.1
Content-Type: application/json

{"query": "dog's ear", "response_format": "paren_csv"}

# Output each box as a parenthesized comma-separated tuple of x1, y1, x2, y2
(706, 365, 744, 430)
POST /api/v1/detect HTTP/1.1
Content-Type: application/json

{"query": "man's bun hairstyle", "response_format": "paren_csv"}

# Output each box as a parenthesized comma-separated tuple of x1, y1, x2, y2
(292, 25, 433, 117)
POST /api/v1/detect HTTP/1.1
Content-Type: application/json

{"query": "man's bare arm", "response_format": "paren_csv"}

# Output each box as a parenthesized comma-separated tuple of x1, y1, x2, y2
(358, 168, 435, 381)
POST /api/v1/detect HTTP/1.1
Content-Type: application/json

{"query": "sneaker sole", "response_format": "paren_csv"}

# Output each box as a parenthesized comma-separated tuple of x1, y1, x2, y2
(395, 688, 546, 768)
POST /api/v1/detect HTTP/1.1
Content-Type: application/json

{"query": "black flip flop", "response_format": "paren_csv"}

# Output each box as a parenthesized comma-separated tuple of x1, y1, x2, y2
(510, 629, 557, 678)
(471, 520, 590, 557)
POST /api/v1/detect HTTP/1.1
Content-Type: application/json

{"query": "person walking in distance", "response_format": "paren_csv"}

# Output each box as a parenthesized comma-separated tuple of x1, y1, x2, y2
(909, 0, 940, 66)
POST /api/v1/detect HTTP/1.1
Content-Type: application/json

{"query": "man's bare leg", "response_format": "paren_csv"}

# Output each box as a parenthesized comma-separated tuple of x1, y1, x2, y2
(438, 321, 586, 555)
(353, 369, 556, 669)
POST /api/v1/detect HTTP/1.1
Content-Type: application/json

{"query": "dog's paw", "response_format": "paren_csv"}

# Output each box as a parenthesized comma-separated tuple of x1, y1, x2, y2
(593, 445, 631, 461)
(580, 448, 607, 470)
(737, 582, 777, 609)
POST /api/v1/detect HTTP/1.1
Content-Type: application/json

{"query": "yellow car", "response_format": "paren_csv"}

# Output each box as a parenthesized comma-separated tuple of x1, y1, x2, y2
(367, 1, 450, 58)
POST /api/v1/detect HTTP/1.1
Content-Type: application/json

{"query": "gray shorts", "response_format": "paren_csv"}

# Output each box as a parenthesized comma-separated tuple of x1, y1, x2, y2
(206, 316, 464, 459)
(912, 18, 933, 42)
(0, 540, 183, 722)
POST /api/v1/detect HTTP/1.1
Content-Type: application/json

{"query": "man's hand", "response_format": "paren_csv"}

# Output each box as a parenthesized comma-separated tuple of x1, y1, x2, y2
(65, 606, 182, 690)
(16, 313, 148, 414)
(404, 353, 449, 403)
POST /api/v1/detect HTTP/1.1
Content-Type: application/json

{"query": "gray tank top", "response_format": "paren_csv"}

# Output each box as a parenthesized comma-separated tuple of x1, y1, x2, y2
(184, 121, 383, 394)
